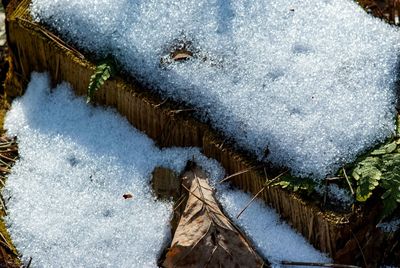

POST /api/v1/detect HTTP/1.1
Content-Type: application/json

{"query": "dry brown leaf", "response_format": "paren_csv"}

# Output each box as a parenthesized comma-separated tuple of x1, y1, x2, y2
(122, 193, 133, 199)
(163, 164, 267, 268)
(172, 51, 193, 62)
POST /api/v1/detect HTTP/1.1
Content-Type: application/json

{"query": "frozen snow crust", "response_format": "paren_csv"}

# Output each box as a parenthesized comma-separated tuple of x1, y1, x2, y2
(30, 0, 400, 179)
(4, 73, 329, 267)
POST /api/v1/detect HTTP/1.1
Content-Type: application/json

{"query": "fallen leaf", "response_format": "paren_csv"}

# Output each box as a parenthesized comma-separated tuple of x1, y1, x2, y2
(172, 50, 193, 61)
(123, 193, 133, 199)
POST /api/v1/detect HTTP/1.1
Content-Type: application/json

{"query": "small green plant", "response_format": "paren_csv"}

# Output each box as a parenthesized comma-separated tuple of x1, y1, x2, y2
(273, 116, 400, 219)
(337, 116, 400, 219)
(272, 175, 316, 195)
(348, 138, 400, 218)
(87, 58, 116, 103)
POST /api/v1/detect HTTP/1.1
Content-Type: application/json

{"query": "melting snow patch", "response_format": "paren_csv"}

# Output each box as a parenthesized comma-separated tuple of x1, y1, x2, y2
(4, 73, 329, 267)
(30, 0, 400, 179)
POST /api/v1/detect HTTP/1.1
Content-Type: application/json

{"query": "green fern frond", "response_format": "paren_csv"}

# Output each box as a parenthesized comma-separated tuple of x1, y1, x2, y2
(352, 157, 382, 202)
(348, 131, 400, 218)
(87, 59, 116, 103)
(273, 175, 316, 195)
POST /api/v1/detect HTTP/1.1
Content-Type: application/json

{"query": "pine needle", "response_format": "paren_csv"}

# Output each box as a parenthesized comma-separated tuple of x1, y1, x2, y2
(219, 165, 263, 184)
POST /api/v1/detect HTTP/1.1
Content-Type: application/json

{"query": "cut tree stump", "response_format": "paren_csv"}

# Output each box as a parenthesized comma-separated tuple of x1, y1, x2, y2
(9, 1, 396, 264)
(162, 163, 268, 268)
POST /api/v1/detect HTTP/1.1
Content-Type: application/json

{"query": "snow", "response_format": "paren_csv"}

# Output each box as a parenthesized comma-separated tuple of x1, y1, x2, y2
(315, 183, 354, 208)
(30, 0, 400, 179)
(216, 188, 330, 265)
(377, 218, 400, 233)
(4, 73, 329, 267)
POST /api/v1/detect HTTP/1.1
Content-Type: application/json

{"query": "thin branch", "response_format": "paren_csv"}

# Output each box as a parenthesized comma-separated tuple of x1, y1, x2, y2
(323, 178, 328, 208)
(0, 167, 10, 173)
(16, 17, 86, 59)
(172, 108, 196, 114)
(236, 186, 265, 219)
(351, 230, 367, 267)
(25, 257, 32, 268)
(325, 176, 343, 181)
(0, 153, 17, 163)
(264, 171, 287, 187)
(0, 239, 12, 253)
(0, 231, 13, 252)
(154, 98, 168, 108)
(342, 168, 355, 196)
(0, 158, 11, 169)
(219, 165, 263, 184)
(0, 195, 7, 215)
(173, 194, 187, 211)
(236, 171, 286, 219)
(204, 244, 218, 268)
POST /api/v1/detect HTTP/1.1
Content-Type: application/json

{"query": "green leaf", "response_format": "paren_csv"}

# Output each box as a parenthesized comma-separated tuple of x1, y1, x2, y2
(381, 189, 392, 199)
(353, 164, 381, 202)
(87, 60, 116, 103)
(345, 117, 400, 218)
(273, 176, 316, 194)
(370, 148, 387, 156)
(352, 169, 360, 181)
(356, 186, 372, 202)
(384, 142, 397, 153)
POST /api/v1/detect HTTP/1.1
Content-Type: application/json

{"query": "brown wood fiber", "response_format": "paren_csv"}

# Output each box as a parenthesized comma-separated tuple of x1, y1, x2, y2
(5, 0, 361, 261)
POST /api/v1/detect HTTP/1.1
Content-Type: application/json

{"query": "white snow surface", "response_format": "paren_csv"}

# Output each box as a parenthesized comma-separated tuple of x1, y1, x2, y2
(377, 218, 400, 233)
(30, 0, 400, 179)
(4, 73, 329, 267)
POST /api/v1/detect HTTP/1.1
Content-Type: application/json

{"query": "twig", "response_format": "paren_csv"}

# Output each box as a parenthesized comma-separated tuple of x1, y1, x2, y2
(154, 98, 168, 108)
(325, 176, 343, 181)
(0, 146, 14, 152)
(236, 186, 265, 219)
(0, 231, 13, 252)
(0, 239, 12, 253)
(0, 153, 17, 163)
(264, 171, 287, 187)
(0, 158, 11, 169)
(236, 171, 286, 219)
(280, 260, 360, 268)
(0, 149, 18, 153)
(0, 144, 15, 149)
(342, 168, 355, 196)
(172, 108, 196, 114)
(25, 257, 32, 268)
(0, 167, 10, 173)
(205, 244, 218, 267)
(219, 165, 264, 184)
(16, 17, 86, 59)
(351, 230, 367, 267)
(173, 194, 187, 211)
(323, 178, 328, 208)
(0, 196, 7, 215)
